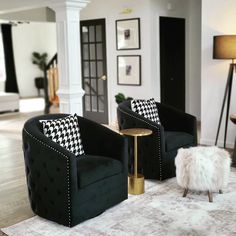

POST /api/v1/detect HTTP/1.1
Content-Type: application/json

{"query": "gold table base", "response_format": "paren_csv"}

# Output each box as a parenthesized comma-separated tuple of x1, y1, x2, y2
(120, 128, 152, 196)
(128, 174, 144, 195)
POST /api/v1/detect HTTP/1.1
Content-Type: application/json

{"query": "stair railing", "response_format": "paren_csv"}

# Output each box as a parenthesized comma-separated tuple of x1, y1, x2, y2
(44, 53, 58, 114)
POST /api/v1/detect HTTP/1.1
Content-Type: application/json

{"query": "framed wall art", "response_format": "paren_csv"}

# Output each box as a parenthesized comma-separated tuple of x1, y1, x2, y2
(116, 18, 140, 50)
(117, 55, 141, 86)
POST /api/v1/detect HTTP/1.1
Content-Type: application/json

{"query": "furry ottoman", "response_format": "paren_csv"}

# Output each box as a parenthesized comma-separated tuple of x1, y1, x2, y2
(175, 146, 231, 202)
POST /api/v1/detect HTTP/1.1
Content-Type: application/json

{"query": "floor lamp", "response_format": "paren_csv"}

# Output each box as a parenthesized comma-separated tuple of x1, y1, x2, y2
(213, 35, 236, 148)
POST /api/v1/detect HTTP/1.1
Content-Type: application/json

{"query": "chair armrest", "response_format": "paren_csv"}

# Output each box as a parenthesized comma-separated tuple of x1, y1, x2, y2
(117, 104, 163, 133)
(156, 102, 197, 143)
(22, 127, 78, 188)
(22, 126, 78, 227)
(22, 115, 79, 188)
(77, 116, 128, 171)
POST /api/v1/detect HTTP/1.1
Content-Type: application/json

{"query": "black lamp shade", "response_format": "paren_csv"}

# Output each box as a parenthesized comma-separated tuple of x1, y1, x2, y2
(213, 35, 236, 59)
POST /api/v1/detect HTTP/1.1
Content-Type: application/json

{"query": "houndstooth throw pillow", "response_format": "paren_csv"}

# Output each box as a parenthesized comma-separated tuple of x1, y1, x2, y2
(40, 114, 85, 156)
(131, 98, 160, 124)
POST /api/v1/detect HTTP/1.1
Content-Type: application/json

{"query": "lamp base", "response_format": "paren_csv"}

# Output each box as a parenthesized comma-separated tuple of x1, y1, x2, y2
(215, 63, 235, 148)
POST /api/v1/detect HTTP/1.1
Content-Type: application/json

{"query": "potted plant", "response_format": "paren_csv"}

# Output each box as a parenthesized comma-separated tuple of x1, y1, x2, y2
(113, 93, 133, 129)
(115, 93, 133, 104)
(32, 52, 48, 96)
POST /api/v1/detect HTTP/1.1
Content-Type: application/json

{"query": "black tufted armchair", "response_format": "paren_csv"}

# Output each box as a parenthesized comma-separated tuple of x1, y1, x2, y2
(117, 100, 197, 181)
(22, 114, 128, 227)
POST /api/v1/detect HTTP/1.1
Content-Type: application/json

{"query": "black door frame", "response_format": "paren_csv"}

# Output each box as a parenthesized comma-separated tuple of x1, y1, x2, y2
(80, 18, 108, 124)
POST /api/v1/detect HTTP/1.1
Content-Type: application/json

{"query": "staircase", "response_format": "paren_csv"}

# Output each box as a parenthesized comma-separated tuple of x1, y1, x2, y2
(44, 53, 58, 114)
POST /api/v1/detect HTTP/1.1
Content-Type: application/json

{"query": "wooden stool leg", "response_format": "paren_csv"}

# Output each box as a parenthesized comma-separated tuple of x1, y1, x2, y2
(208, 191, 213, 202)
(183, 188, 188, 197)
(219, 190, 223, 194)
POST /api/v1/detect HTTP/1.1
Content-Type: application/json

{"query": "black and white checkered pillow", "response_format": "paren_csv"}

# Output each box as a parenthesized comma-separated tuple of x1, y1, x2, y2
(131, 98, 160, 124)
(40, 114, 85, 156)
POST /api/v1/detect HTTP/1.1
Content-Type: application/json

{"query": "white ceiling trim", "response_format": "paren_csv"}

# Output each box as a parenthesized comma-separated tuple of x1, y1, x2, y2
(0, 0, 50, 14)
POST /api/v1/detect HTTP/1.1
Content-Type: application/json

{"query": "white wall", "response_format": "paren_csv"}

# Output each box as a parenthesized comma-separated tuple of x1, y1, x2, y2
(0, 81, 4, 91)
(201, 0, 236, 147)
(12, 22, 57, 97)
(0, 26, 5, 92)
(81, 0, 201, 123)
(81, 0, 155, 123)
(186, 0, 201, 119)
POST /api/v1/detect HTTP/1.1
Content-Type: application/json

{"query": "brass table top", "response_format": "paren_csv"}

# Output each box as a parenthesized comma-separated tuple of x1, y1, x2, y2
(120, 128, 152, 137)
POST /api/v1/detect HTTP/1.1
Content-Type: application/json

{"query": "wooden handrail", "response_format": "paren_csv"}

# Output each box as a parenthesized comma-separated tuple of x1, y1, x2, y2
(46, 54, 57, 70)
(44, 53, 58, 114)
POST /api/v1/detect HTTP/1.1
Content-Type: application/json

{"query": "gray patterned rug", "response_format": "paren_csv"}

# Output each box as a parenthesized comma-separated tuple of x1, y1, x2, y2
(2, 169, 236, 236)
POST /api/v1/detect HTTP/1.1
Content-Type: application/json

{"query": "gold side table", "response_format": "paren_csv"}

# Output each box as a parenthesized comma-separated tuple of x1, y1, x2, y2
(120, 128, 152, 195)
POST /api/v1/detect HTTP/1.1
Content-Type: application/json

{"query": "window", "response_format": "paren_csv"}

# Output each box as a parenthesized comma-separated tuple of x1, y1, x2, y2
(0, 28, 6, 82)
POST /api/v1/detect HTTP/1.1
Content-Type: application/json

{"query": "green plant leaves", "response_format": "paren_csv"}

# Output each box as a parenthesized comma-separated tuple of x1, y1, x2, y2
(32, 51, 48, 71)
(115, 93, 133, 104)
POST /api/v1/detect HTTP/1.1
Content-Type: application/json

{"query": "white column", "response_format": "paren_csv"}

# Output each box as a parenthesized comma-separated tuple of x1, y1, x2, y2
(50, 0, 90, 115)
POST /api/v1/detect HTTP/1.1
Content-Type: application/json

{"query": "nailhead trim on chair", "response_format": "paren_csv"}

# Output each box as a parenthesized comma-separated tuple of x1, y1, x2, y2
(118, 107, 162, 180)
(23, 128, 72, 227)
(157, 133, 162, 180)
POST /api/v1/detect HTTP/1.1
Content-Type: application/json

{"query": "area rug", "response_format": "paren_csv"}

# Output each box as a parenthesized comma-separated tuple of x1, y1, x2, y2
(2, 169, 236, 236)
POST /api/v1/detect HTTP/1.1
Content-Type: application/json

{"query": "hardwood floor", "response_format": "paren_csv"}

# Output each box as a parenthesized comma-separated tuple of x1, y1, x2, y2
(0, 112, 42, 235)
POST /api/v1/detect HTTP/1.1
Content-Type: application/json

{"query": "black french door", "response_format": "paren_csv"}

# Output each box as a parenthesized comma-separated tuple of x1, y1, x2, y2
(160, 17, 185, 111)
(80, 19, 108, 124)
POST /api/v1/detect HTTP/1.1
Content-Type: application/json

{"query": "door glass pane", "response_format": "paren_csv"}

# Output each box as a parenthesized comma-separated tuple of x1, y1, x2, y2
(85, 95, 91, 111)
(96, 25, 102, 41)
(96, 43, 103, 60)
(83, 44, 89, 60)
(98, 96, 104, 112)
(98, 79, 104, 95)
(91, 79, 97, 95)
(92, 96, 98, 112)
(97, 61, 103, 77)
(84, 79, 90, 94)
(82, 26, 88, 42)
(89, 26, 95, 42)
(83, 62, 89, 77)
(90, 44, 96, 60)
(90, 62, 96, 77)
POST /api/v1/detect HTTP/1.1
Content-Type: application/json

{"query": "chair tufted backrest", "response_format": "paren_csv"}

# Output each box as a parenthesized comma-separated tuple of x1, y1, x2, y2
(22, 113, 78, 227)
(24, 113, 69, 138)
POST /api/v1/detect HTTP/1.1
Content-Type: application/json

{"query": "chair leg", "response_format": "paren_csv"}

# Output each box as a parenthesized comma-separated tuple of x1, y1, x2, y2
(219, 190, 223, 194)
(208, 191, 213, 202)
(183, 188, 188, 197)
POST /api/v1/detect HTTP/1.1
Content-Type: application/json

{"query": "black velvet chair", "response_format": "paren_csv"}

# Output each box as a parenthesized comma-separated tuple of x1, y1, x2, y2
(117, 100, 197, 181)
(22, 114, 128, 227)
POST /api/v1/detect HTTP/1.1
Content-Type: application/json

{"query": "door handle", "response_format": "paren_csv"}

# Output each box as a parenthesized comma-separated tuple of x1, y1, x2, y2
(99, 75, 107, 81)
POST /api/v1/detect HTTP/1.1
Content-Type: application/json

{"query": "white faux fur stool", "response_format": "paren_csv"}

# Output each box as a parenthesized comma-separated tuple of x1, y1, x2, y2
(175, 146, 231, 202)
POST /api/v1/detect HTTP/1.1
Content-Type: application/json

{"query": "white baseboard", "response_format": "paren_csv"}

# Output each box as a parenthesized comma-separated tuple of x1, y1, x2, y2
(200, 138, 234, 149)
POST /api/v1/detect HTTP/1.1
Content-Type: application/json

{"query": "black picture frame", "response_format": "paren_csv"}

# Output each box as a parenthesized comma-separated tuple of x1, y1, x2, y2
(117, 55, 141, 86)
(116, 18, 141, 50)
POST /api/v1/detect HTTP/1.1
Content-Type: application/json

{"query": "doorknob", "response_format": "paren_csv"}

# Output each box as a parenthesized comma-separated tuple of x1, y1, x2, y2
(99, 75, 107, 81)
